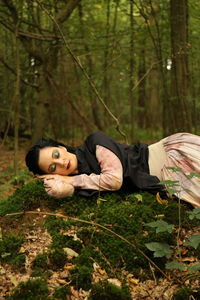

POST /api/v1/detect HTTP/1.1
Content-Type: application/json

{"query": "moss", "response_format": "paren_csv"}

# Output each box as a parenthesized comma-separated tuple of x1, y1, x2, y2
(44, 216, 69, 236)
(52, 285, 70, 299)
(70, 265, 92, 291)
(173, 287, 200, 300)
(32, 253, 48, 270)
(48, 249, 67, 270)
(0, 233, 23, 256)
(0, 233, 24, 270)
(11, 254, 26, 271)
(89, 281, 131, 300)
(5, 278, 49, 300)
(0, 180, 49, 216)
(75, 246, 97, 269)
(62, 194, 97, 217)
(0, 180, 69, 216)
(31, 269, 53, 279)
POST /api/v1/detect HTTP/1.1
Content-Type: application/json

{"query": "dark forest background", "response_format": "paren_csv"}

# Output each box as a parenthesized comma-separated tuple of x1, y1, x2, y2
(0, 0, 199, 147)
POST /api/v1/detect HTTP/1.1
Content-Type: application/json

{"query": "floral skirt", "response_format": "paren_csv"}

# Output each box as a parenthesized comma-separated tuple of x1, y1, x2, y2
(161, 133, 200, 207)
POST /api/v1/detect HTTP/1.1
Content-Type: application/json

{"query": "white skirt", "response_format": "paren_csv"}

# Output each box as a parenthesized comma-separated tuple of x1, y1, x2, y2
(148, 133, 200, 207)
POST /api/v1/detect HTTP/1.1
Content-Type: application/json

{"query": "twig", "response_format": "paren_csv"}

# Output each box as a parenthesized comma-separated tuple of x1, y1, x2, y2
(5, 210, 182, 284)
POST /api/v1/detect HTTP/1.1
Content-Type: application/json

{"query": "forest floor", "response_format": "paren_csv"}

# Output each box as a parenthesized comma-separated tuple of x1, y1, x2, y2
(0, 142, 200, 300)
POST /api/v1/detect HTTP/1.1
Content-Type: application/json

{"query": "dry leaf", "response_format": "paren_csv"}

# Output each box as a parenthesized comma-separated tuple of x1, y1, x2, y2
(129, 278, 139, 285)
(156, 192, 168, 205)
(108, 278, 121, 288)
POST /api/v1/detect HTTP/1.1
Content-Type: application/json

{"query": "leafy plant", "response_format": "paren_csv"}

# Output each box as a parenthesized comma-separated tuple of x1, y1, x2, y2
(145, 242, 173, 259)
(145, 220, 174, 233)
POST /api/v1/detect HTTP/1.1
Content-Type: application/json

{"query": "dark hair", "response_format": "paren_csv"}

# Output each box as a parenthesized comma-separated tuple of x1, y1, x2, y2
(25, 138, 76, 175)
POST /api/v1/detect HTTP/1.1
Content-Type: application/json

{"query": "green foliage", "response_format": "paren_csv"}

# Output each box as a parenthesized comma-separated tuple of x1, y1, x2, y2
(70, 265, 92, 291)
(188, 263, 200, 274)
(165, 261, 186, 271)
(5, 278, 49, 300)
(145, 242, 173, 259)
(145, 220, 174, 233)
(89, 281, 131, 300)
(184, 234, 200, 249)
(187, 208, 200, 220)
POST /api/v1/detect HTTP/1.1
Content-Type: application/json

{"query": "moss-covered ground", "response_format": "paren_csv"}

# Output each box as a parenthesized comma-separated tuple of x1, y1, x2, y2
(0, 180, 200, 299)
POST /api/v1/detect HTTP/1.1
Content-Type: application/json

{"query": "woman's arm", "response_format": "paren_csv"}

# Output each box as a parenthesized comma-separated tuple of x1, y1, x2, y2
(72, 145, 123, 191)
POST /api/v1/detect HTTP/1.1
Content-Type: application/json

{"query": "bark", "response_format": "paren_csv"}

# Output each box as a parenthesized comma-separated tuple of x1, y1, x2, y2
(129, 0, 135, 142)
(103, 0, 111, 126)
(170, 0, 192, 132)
(139, 0, 170, 135)
(137, 46, 146, 129)
(14, 21, 20, 176)
(78, 3, 104, 130)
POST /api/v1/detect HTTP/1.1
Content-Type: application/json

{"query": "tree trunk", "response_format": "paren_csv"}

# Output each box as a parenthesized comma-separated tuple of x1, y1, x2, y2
(137, 46, 146, 130)
(129, 0, 135, 142)
(170, 0, 192, 132)
(14, 21, 20, 176)
(78, 3, 104, 131)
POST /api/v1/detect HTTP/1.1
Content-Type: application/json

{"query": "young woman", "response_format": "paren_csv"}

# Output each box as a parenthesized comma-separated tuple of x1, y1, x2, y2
(25, 131, 200, 207)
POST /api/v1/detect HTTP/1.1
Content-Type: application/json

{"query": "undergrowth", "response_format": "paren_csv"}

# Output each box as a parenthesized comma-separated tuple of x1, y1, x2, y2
(1, 180, 200, 298)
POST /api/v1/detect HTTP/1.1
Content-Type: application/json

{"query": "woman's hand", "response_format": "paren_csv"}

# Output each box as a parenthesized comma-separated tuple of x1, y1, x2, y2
(38, 174, 73, 185)
(37, 174, 74, 198)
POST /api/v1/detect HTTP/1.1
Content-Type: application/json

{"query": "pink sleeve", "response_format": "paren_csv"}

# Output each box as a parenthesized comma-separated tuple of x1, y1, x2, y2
(72, 145, 123, 191)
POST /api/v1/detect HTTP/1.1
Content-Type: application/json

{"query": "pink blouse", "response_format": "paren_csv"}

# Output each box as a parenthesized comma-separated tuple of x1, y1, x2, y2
(73, 145, 123, 191)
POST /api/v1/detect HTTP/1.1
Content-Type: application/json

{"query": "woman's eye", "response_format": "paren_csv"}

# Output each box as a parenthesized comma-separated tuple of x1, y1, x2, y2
(53, 150, 60, 158)
(49, 164, 56, 173)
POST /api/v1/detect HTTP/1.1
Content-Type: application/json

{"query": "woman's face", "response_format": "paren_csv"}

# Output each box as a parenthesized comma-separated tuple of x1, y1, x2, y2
(38, 146, 78, 175)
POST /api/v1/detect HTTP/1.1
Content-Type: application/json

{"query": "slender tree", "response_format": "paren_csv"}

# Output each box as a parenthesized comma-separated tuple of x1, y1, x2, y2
(170, 0, 192, 132)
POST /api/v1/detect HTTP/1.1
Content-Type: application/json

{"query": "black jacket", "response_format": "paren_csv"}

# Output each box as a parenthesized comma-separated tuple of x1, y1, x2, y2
(75, 131, 163, 197)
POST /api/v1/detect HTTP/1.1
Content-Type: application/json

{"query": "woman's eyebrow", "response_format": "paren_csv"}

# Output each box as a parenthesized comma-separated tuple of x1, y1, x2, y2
(51, 149, 56, 157)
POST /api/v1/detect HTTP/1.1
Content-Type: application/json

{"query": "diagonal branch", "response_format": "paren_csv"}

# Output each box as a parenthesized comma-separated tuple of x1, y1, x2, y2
(56, 0, 81, 23)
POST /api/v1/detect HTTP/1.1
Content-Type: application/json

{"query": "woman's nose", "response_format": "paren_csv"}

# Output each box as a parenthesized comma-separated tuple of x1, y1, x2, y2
(55, 158, 66, 168)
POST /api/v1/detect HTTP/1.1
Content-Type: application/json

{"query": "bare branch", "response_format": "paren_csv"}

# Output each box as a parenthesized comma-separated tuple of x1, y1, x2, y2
(56, 0, 81, 23)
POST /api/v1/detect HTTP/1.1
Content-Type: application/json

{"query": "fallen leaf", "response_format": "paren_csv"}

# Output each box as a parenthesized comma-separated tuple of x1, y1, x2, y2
(130, 277, 139, 284)
(63, 247, 79, 258)
(108, 278, 121, 288)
